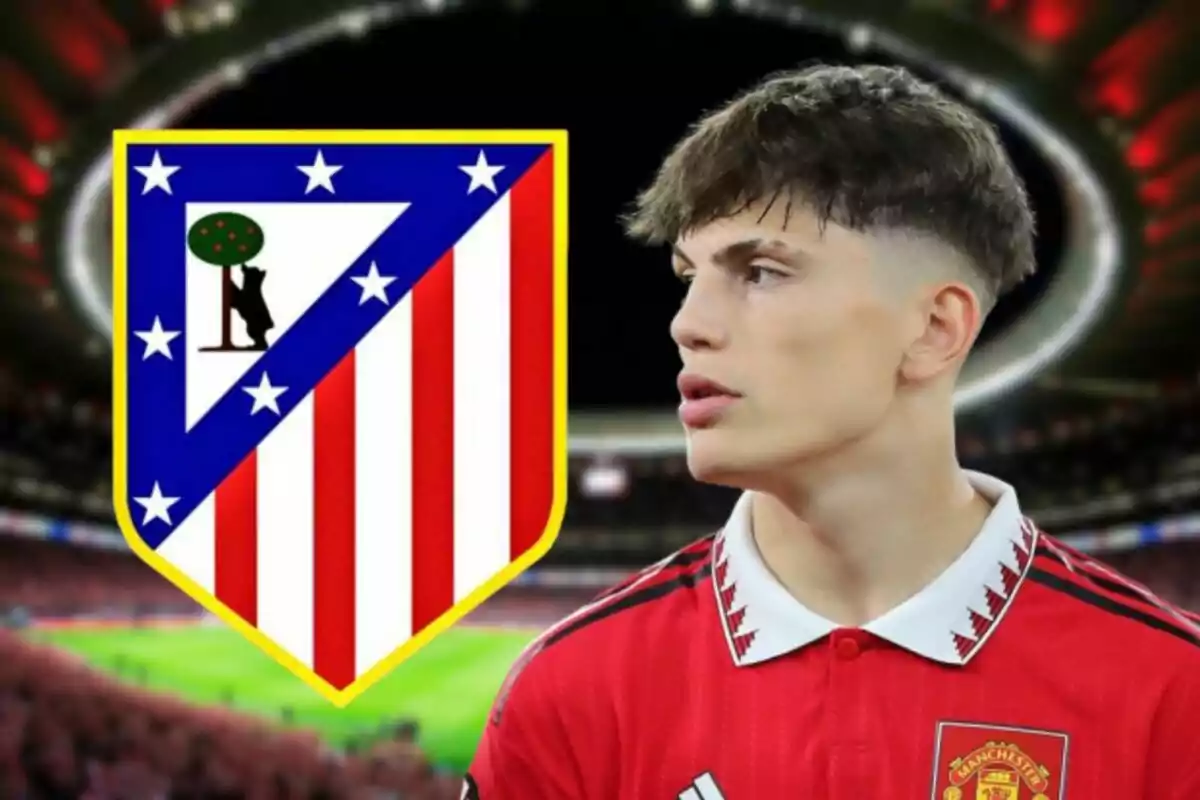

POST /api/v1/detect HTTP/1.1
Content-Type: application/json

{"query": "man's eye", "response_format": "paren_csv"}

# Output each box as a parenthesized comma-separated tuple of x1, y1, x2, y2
(746, 264, 785, 284)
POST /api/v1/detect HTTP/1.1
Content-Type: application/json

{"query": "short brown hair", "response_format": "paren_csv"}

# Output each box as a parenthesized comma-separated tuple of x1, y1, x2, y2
(623, 63, 1036, 306)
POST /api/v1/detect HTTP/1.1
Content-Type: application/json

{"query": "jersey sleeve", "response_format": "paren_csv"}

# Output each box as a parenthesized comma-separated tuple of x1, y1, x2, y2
(1144, 659, 1200, 798)
(464, 643, 597, 800)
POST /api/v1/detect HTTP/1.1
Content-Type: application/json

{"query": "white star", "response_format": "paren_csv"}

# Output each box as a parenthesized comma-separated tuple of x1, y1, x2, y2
(459, 150, 505, 194)
(134, 151, 180, 195)
(297, 149, 343, 194)
(133, 316, 180, 360)
(243, 372, 288, 415)
(133, 482, 180, 526)
(350, 261, 397, 305)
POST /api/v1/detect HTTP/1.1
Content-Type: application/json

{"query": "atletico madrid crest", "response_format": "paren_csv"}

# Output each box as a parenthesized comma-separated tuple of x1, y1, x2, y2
(111, 129, 568, 705)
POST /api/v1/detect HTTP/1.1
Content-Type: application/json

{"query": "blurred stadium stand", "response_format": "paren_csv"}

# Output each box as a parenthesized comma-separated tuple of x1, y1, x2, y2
(0, 624, 461, 799)
(0, 0, 1197, 796)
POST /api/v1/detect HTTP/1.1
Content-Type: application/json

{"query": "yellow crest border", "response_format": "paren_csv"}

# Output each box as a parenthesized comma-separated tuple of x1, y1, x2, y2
(110, 128, 569, 707)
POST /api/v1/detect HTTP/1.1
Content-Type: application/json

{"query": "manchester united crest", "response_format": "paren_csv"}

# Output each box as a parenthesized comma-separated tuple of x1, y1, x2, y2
(931, 722, 1069, 800)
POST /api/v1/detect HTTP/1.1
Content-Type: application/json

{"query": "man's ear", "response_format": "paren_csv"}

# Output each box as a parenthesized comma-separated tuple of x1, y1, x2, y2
(899, 282, 982, 383)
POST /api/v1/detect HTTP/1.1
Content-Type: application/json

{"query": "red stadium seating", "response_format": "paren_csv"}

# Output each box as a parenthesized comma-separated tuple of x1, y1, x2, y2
(0, 626, 465, 798)
(0, 537, 193, 619)
(0, 537, 462, 799)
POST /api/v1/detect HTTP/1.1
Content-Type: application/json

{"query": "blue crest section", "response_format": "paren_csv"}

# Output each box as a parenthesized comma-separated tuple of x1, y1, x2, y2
(121, 142, 549, 548)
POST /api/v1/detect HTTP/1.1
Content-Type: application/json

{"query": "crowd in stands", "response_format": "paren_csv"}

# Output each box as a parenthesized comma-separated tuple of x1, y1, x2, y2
(1103, 540, 1200, 613)
(0, 374, 110, 523)
(0, 630, 462, 799)
(961, 388, 1200, 529)
(465, 585, 597, 627)
(0, 537, 191, 620)
(0, 537, 464, 799)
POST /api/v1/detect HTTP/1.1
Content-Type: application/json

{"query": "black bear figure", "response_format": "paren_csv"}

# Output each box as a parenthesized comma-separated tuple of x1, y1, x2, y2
(230, 265, 274, 351)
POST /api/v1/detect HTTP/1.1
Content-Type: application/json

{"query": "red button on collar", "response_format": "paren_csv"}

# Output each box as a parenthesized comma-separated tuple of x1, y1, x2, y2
(834, 635, 861, 660)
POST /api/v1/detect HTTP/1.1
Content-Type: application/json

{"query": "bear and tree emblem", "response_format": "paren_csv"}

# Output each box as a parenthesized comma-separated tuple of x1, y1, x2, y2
(187, 211, 275, 351)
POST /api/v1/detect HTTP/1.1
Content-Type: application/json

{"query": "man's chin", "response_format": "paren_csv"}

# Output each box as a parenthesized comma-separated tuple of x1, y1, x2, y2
(684, 433, 761, 487)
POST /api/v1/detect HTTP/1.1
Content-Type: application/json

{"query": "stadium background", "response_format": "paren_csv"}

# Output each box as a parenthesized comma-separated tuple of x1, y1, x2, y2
(0, 0, 1199, 796)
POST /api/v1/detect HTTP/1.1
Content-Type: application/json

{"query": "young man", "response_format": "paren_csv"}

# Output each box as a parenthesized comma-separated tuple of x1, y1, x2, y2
(465, 64, 1200, 799)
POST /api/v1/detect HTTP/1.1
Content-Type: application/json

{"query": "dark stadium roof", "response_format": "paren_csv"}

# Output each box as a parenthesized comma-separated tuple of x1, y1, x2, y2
(0, 0, 1195, 406)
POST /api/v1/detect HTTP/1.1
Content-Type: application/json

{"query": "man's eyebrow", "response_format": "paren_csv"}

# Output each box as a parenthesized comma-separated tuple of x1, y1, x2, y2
(673, 238, 803, 268)
(716, 238, 800, 264)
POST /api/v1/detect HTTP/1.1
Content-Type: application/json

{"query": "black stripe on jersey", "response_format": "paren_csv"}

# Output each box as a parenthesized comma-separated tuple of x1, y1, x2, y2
(1035, 544, 1151, 608)
(1035, 543, 1195, 626)
(590, 535, 715, 603)
(1029, 566, 1200, 649)
(545, 560, 714, 649)
(481, 547, 721, 728)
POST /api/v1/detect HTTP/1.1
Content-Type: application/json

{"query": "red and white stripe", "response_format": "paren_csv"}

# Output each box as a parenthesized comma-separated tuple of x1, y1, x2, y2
(156, 152, 557, 689)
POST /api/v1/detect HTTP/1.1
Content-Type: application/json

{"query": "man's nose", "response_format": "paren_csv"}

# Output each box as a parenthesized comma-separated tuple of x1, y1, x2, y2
(670, 286, 729, 352)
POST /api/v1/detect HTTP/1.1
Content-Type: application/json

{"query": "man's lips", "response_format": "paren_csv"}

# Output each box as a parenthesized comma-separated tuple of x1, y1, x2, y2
(677, 374, 740, 400)
(677, 374, 741, 428)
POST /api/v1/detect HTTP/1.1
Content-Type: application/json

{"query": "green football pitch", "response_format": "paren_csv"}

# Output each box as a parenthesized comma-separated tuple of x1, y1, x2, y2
(33, 624, 537, 773)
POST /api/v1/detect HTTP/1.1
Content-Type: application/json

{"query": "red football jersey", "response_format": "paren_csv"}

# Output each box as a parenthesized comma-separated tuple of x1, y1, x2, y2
(466, 472, 1200, 799)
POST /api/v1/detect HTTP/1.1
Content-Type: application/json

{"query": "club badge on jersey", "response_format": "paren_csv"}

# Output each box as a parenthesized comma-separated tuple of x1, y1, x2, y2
(111, 129, 568, 705)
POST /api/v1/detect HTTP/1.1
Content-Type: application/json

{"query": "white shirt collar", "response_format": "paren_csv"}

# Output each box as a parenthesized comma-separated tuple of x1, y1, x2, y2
(711, 471, 1037, 667)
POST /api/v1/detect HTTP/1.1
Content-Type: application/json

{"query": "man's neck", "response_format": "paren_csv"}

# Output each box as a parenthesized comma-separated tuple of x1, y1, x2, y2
(748, 411, 992, 628)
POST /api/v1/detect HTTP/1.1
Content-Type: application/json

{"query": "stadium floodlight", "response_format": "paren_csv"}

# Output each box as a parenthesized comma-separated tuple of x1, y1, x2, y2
(212, 0, 239, 25)
(845, 23, 872, 53)
(32, 144, 56, 168)
(220, 60, 247, 85)
(580, 461, 630, 499)
(339, 9, 374, 36)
